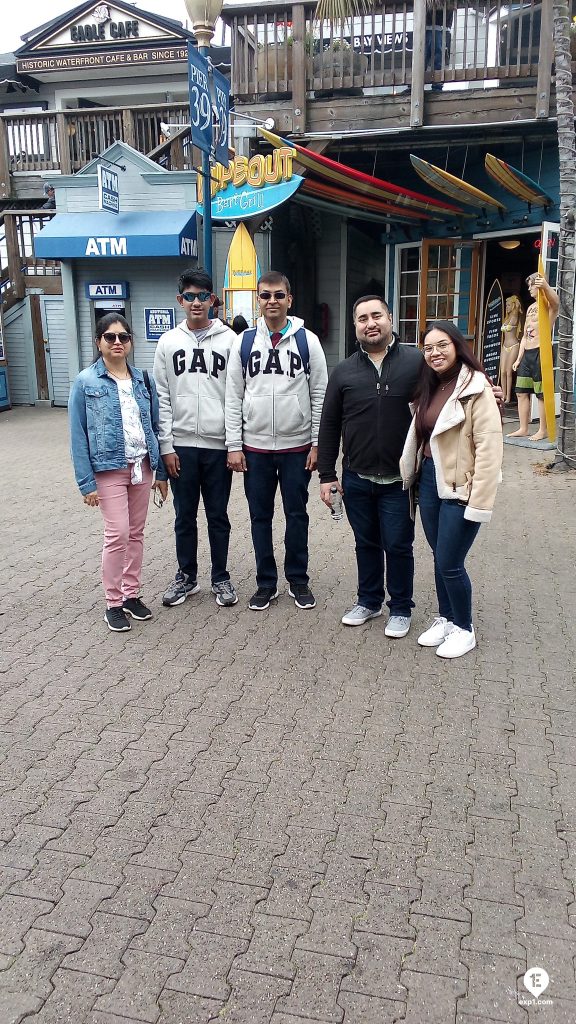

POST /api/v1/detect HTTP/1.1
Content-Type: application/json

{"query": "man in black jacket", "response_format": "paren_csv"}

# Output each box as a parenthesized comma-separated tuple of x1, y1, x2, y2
(317, 295, 422, 636)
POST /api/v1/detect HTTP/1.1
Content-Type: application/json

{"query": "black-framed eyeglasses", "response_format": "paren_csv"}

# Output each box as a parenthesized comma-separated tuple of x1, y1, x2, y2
(258, 290, 287, 301)
(102, 332, 131, 344)
(181, 290, 212, 303)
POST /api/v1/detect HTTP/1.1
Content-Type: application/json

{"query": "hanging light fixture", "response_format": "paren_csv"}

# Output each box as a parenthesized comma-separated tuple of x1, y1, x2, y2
(499, 239, 521, 250)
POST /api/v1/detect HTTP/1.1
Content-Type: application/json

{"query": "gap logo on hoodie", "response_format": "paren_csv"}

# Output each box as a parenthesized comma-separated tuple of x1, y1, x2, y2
(173, 348, 227, 377)
(246, 348, 306, 379)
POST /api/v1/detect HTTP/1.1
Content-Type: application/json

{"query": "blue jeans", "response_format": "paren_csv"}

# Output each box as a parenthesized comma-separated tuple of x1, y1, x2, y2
(244, 450, 311, 589)
(418, 457, 481, 630)
(342, 469, 415, 615)
(426, 26, 450, 90)
(171, 447, 232, 584)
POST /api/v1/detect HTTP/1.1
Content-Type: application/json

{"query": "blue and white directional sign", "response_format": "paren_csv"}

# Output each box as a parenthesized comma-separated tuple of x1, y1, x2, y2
(144, 307, 175, 342)
(188, 43, 212, 156)
(97, 164, 120, 214)
(212, 67, 230, 169)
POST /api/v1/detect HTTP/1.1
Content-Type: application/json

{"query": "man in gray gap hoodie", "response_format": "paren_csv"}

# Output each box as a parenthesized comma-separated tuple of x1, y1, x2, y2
(153, 268, 238, 609)
(226, 271, 328, 611)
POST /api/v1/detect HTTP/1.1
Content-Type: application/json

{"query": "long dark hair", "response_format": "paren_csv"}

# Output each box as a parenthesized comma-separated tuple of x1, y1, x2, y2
(413, 320, 488, 442)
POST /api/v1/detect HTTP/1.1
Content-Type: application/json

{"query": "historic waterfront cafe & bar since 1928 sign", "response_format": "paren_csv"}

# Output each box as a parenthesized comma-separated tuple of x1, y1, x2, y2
(15, 1, 192, 75)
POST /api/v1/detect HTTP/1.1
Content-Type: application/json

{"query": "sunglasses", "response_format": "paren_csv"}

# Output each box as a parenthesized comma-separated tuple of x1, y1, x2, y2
(102, 332, 131, 344)
(181, 290, 212, 303)
(258, 291, 287, 301)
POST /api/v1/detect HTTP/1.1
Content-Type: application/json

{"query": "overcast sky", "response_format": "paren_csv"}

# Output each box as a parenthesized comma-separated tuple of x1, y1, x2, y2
(3, 1, 232, 54)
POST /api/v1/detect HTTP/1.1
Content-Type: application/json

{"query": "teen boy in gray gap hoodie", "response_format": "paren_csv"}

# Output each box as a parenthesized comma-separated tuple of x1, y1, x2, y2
(153, 269, 238, 611)
(155, 315, 235, 453)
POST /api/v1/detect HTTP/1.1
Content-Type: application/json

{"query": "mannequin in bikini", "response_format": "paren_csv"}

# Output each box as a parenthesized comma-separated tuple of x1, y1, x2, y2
(500, 295, 523, 404)
(508, 272, 559, 440)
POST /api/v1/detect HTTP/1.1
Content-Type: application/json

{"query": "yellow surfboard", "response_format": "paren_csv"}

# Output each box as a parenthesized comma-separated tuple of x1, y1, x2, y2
(223, 223, 260, 326)
(410, 154, 507, 212)
(537, 255, 556, 443)
(224, 222, 259, 291)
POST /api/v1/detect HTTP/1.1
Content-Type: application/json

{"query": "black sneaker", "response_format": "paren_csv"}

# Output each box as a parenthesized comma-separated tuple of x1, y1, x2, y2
(122, 597, 152, 621)
(288, 584, 316, 609)
(104, 607, 131, 632)
(248, 587, 279, 611)
(162, 570, 200, 607)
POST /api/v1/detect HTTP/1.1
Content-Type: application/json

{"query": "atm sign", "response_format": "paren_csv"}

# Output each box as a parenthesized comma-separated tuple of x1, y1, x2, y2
(86, 282, 130, 299)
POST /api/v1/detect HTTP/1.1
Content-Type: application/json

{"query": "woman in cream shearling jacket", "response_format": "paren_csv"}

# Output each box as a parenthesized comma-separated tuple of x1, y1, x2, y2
(400, 320, 503, 659)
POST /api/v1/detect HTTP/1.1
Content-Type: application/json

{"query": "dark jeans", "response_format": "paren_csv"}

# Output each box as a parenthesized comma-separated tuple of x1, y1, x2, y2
(342, 469, 415, 615)
(170, 446, 232, 584)
(244, 449, 311, 589)
(418, 457, 481, 630)
(426, 26, 451, 90)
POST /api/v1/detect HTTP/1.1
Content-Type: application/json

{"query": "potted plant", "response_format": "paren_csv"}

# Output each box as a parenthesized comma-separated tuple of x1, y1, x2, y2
(313, 39, 367, 95)
(257, 39, 293, 91)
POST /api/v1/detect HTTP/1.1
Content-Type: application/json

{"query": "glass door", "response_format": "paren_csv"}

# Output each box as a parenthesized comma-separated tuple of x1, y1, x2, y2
(394, 243, 421, 345)
(419, 239, 482, 351)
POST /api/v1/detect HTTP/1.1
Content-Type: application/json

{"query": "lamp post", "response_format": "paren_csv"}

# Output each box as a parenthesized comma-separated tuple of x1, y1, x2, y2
(184, 0, 224, 280)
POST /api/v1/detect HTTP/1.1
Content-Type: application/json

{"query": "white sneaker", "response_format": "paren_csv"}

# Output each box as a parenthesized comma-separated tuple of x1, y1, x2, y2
(418, 616, 454, 647)
(341, 603, 383, 626)
(436, 625, 476, 659)
(385, 614, 411, 638)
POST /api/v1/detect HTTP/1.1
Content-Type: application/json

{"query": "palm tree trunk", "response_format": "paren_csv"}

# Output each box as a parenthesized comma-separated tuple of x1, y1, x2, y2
(552, 2, 576, 468)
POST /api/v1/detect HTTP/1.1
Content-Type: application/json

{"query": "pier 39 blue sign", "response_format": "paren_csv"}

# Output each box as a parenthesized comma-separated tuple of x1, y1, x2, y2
(196, 148, 303, 221)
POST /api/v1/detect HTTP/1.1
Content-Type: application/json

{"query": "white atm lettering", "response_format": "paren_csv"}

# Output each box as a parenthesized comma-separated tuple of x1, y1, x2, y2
(85, 237, 127, 256)
(100, 169, 118, 191)
(180, 237, 198, 257)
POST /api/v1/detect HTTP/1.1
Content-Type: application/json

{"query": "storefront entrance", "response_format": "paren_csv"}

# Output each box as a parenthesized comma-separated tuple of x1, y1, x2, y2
(394, 224, 560, 361)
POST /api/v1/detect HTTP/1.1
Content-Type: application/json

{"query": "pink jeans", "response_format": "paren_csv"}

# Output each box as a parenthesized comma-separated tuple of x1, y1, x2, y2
(96, 459, 153, 607)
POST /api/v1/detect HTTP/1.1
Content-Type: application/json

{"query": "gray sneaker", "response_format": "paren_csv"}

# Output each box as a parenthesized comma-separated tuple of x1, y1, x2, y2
(341, 603, 383, 626)
(211, 580, 239, 607)
(162, 570, 200, 607)
(385, 614, 411, 638)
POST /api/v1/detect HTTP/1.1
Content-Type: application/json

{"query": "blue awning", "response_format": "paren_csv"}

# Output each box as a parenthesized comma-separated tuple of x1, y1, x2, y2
(34, 210, 197, 259)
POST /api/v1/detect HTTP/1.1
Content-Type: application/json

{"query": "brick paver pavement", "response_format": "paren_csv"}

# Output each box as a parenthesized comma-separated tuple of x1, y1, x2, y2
(1, 406, 575, 1024)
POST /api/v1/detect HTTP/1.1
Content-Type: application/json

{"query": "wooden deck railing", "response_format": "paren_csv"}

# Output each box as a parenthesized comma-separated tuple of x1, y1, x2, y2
(0, 102, 191, 184)
(0, 211, 60, 308)
(146, 124, 195, 171)
(224, 0, 562, 126)
(0, 0, 569, 193)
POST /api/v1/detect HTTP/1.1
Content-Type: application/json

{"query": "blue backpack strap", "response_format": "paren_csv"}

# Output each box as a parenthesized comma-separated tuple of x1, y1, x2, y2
(240, 328, 257, 377)
(294, 327, 310, 376)
(241, 326, 310, 377)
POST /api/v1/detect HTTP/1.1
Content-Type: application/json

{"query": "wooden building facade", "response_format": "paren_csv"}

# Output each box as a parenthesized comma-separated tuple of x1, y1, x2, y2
(0, 0, 572, 404)
(221, 0, 568, 367)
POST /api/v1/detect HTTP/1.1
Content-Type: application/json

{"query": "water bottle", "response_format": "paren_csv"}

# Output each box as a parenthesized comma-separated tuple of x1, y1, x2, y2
(330, 485, 344, 522)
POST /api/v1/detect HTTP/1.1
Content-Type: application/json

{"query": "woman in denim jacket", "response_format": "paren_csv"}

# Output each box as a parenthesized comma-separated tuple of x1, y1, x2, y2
(69, 313, 167, 632)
